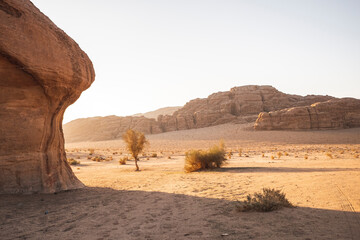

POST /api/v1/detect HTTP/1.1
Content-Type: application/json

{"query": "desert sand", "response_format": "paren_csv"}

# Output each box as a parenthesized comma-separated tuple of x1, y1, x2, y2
(1, 123, 360, 239)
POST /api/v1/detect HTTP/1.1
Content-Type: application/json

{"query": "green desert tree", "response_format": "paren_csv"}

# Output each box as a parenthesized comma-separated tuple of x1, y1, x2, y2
(122, 129, 148, 171)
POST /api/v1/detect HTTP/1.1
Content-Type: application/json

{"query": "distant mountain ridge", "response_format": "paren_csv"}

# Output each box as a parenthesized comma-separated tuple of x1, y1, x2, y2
(132, 106, 181, 119)
(64, 85, 337, 143)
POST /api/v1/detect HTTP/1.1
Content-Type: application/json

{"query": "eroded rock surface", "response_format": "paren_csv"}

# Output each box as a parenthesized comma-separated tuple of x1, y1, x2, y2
(254, 98, 360, 130)
(64, 85, 333, 142)
(0, 0, 95, 193)
(157, 85, 333, 131)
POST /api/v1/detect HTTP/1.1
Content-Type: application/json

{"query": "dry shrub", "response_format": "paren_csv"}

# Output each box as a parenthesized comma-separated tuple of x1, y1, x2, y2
(119, 156, 128, 165)
(92, 156, 105, 162)
(67, 158, 80, 165)
(184, 142, 226, 172)
(151, 153, 158, 158)
(271, 156, 275, 160)
(237, 188, 293, 212)
(277, 152, 282, 159)
(123, 129, 148, 171)
(261, 153, 265, 158)
(284, 152, 289, 156)
(326, 153, 333, 159)
(89, 148, 95, 155)
(238, 148, 242, 157)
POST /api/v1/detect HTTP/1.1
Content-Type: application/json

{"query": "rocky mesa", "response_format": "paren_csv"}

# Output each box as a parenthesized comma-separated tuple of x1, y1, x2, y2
(254, 98, 360, 130)
(64, 85, 334, 142)
(0, 1, 95, 193)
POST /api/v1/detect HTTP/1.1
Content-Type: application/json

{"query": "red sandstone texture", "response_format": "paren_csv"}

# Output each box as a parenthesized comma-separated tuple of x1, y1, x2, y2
(64, 85, 334, 142)
(0, 0, 95, 193)
(254, 98, 360, 130)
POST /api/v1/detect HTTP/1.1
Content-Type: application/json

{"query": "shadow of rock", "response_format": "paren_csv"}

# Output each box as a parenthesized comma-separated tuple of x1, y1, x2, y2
(214, 167, 360, 174)
(1, 187, 359, 239)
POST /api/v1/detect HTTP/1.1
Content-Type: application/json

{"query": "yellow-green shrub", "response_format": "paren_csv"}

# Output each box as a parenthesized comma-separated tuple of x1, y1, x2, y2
(184, 143, 226, 172)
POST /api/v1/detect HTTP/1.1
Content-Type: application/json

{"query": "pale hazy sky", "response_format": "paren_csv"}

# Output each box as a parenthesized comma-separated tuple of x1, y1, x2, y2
(31, 0, 360, 123)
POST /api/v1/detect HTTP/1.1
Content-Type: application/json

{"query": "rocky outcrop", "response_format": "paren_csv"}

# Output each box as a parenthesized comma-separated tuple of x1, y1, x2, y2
(254, 98, 360, 130)
(157, 85, 333, 131)
(64, 116, 162, 142)
(64, 85, 335, 142)
(0, 1, 95, 193)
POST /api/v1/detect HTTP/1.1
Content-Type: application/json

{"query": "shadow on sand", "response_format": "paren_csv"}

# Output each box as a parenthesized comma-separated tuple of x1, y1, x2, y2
(1, 187, 359, 240)
(213, 166, 360, 173)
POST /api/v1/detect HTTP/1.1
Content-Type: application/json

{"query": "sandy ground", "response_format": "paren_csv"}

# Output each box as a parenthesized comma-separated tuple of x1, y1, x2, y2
(1, 124, 360, 239)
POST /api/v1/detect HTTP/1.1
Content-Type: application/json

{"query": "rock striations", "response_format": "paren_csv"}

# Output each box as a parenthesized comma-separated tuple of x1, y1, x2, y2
(254, 98, 360, 130)
(64, 85, 334, 142)
(157, 85, 333, 131)
(0, 1, 95, 193)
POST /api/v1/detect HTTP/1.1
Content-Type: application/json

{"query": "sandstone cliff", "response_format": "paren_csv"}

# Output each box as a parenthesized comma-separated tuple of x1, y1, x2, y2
(0, 1, 95, 193)
(254, 98, 360, 130)
(64, 85, 334, 142)
(157, 85, 333, 131)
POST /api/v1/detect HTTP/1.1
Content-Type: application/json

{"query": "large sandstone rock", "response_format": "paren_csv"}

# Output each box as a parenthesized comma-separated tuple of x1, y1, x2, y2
(158, 85, 333, 131)
(64, 85, 334, 143)
(254, 98, 360, 130)
(0, 1, 95, 193)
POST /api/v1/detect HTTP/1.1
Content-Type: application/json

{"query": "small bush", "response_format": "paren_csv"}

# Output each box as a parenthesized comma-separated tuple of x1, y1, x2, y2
(184, 142, 226, 172)
(119, 156, 128, 165)
(277, 152, 282, 159)
(89, 148, 95, 155)
(237, 188, 293, 212)
(262, 153, 265, 158)
(151, 153, 157, 158)
(238, 148, 242, 157)
(326, 153, 333, 159)
(92, 156, 105, 162)
(271, 156, 275, 160)
(67, 158, 80, 165)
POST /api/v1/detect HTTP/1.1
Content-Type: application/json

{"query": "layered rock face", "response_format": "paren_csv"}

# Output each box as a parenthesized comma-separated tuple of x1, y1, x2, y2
(64, 85, 334, 142)
(157, 85, 333, 131)
(254, 98, 360, 130)
(0, 1, 95, 193)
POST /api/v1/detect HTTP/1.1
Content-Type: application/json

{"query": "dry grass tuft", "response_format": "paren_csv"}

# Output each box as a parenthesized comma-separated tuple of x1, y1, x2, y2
(67, 158, 80, 165)
(237, 188, 293, 212)
(238, 148, 242, 157)
(326, 153, 333, 159)
(119, 156, 128, 165)
(184, 142, 226, 172)
(89, 148, 95, 155)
